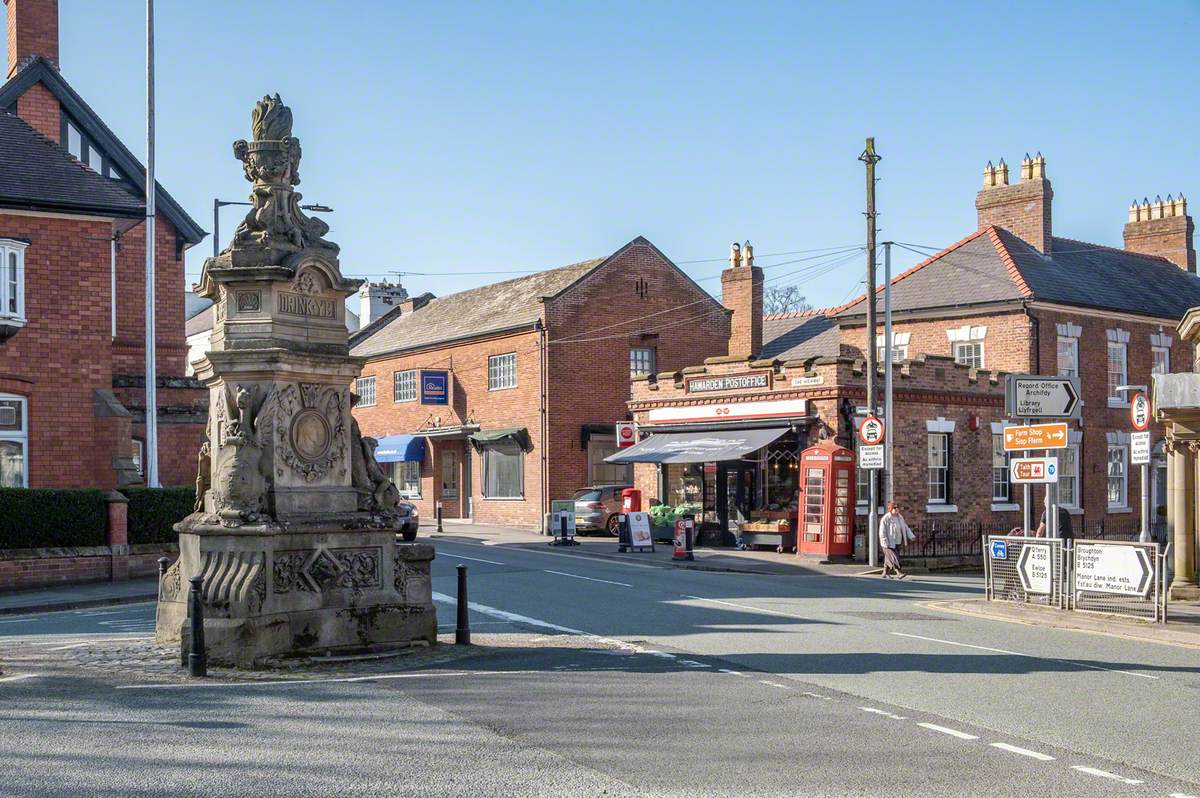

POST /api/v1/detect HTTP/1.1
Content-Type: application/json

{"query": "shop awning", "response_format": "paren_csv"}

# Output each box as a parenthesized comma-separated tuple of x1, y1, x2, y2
(604, 427, 789, 464)
(373, 434, 426, 463)
(469, 427, 532, 452)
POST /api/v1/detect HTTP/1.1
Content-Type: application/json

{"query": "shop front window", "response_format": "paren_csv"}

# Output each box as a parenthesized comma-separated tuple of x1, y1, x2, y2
(393, 460, 421, 498)
(482, 441, 522, 498)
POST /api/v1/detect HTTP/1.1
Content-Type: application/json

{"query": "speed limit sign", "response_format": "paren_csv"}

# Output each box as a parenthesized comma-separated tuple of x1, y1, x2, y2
(1130, 393, 1150, 432)
(858, 415, 885, 445)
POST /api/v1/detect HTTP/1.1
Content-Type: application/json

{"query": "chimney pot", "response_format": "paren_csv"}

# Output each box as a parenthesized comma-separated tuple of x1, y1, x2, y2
(1124, 189, 1196, 271)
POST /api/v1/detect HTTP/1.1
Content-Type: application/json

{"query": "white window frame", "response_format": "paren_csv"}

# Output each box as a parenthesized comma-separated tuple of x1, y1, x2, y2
(1056, 336, 1078, 378)
(1058, 435, 1081, 513)
(875, 331, 910, 364)
(989, 422, 1016, 511)
(630, 346, 656, 378)
(952, 340, 984, 369)
(393, 369, 417, 403)
(1152, 345, 1171, 376)
(132, 439, 144, 479)
(947, 325, 986, 368)
(488, 352, 517, 391)
(0, 394, 29, 488)
(0, 240, 28, 323)
(925, 418, 957, 513)
(1106, 431, 1131, 512)
(355, 376, 376, 407)
(393, 460, 421, 498)
(1107, 329, 1130, 407)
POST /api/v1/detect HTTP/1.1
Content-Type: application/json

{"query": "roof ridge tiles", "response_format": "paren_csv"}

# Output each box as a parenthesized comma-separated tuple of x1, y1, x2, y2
(985, 226, 1034, 297)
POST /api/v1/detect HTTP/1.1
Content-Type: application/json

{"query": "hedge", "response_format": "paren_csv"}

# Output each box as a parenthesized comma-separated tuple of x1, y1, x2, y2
(0, 488, 108, 549)
(125, 486, 195, 545)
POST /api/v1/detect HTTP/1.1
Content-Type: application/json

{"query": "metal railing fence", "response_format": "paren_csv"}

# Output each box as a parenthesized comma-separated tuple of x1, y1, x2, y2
(983, 536, 1066, 609)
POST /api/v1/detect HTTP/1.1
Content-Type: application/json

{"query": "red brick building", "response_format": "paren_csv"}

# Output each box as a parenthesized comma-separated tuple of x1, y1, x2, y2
(0, 0, 206, 489)
(619, 154, 1199, 550)
(349, 237, 730, 528)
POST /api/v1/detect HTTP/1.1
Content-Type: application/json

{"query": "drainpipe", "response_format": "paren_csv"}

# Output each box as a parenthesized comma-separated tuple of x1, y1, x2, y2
(538, 318, 549, 522)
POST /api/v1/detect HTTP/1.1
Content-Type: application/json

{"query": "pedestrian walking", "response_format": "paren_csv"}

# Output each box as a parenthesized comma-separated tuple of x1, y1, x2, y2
(1035, 493, 1074, 541)
(880, 500, 915, 579)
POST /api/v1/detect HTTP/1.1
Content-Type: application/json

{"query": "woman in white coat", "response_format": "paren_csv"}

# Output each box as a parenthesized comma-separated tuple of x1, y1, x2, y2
(879, 500, 914, 579)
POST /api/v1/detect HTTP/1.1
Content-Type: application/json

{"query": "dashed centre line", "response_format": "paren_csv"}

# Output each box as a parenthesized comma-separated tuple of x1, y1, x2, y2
(1070, 765, 1142, 784)
(917, 723, 979, 740)
(758, 680, 790, 689)
(990, 743, 1055, 761)
(542, 570, 631, 588)
(859, 706, 906, 720)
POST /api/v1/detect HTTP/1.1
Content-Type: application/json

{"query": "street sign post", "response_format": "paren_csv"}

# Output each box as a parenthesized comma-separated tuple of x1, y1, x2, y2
(616, 421, 637, 448)
(858, 444, 884, 470)
(1002, 422, 1069, 451)
(1006, 375, 1081, 419)
(1018, 543, 1052, 595)
(1131, 431, 1151, 465)
(858, 416, 885, 446)
(1011, 457, 1058, 484)
(1130, 393, 1150, 431)
(1074, 543, 1153, 596)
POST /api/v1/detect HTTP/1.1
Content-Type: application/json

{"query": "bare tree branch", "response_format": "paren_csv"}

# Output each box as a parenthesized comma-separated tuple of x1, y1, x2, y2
(763, 286, 812, 316)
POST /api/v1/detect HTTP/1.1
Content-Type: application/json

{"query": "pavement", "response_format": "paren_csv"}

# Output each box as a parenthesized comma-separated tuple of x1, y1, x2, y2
(3, 528, 1200, 796)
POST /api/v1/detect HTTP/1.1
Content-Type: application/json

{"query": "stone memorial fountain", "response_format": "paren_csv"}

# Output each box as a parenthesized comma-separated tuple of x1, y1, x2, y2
(155, 95, 435, 666)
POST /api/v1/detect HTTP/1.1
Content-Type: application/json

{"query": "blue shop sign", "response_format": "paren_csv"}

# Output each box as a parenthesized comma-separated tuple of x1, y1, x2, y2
(421, 370, 449, 405)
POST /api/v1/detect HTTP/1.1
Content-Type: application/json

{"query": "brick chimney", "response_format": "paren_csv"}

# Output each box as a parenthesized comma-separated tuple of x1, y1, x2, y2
(976, 152, 1053, 254)
(5, 0, 58, 77)
(721, 240, 763, 359)
(4, 0, 60, 143)
(1124, 195, 1196, 273)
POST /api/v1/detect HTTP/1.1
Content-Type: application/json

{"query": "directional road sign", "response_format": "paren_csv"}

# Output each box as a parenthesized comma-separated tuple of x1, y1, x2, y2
(1010, 457, 1058, 484)
(858, 444, 884, 470)
(1131, 430, 1151, 465)
(1074, 543, 1153, 596)
(1018, 543, 1052, 595)
(1130, 393, 1150, 432)
(858, 416, 885, 446)
(990, 539, 1008, 560)
(1003, 422, 1068, 452)
(1006, 375, 1081, 420)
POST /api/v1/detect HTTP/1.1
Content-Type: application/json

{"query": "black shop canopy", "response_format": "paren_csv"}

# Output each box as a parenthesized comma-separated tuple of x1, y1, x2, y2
(469, 427, 532, 452)
(605, 427, 789, 465)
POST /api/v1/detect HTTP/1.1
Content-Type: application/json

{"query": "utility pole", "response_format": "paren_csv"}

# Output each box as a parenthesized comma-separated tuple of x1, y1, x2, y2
(860, 138, 881, 567)
(144, 0, 159, 487)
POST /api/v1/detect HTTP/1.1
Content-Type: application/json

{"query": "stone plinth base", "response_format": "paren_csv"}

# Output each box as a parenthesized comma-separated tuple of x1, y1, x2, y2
(1169, 582, 1200, 602)
(155, 513, 435, 667)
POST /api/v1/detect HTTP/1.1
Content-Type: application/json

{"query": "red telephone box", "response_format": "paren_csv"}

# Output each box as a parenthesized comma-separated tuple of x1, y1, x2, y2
(797, 439, 855, 557)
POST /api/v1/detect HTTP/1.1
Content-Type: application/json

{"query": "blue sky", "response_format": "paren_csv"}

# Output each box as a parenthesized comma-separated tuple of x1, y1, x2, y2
(8, 1, 1200, 310)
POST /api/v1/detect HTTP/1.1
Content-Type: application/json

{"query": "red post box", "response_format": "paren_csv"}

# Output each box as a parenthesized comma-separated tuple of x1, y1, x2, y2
(621, 488, 641, 513)
(797, 439, 856, 558)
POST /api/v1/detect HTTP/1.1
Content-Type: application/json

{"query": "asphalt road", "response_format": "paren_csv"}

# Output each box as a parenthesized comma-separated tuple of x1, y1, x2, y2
(1, 535, 1198, 797)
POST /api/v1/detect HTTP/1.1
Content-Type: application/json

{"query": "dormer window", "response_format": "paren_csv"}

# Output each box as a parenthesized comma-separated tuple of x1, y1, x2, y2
(0, 240, 27, 335)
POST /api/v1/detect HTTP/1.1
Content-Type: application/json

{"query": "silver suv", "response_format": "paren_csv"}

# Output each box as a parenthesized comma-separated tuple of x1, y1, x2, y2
(573, 485, 631, 536)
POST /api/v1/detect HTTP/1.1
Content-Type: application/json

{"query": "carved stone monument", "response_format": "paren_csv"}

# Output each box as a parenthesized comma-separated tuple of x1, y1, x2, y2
(155, 95, 435, 665)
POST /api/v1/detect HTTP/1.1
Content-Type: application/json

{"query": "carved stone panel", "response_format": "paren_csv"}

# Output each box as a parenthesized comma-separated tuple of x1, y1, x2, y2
(268, 383, 348, 484)
(274, 546, 381, 594)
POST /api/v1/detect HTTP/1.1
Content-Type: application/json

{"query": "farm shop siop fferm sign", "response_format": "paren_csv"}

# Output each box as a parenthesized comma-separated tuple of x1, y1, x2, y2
(687, 373, 771, 394)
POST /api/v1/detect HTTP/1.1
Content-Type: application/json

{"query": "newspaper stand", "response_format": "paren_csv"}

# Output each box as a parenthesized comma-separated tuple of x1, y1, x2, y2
(797, 440, 855, 558)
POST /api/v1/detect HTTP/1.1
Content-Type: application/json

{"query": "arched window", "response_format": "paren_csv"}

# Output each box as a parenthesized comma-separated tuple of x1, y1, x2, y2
(0, 394, 28, 487)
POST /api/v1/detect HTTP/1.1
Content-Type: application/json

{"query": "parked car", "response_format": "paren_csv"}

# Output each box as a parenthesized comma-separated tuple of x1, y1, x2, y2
(573, 485, 632, 536)
(398, 499, 419, 541)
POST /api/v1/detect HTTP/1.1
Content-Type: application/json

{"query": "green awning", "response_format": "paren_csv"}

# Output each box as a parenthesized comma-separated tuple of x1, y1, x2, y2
(469, 427, 532, 452)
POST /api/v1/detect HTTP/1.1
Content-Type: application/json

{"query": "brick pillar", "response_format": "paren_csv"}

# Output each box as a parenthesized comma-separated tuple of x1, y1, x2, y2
(105, 490, 130, 582)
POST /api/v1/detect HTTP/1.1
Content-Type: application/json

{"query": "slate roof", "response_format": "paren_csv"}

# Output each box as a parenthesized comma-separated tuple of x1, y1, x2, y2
(836, 225, 1200, 321)
(350, 258, 604, 358)
(761, 311, 840, 361)
(0, 111, 145, 217)
(0, 57, 205, 243)
(184, 305, 213, 337)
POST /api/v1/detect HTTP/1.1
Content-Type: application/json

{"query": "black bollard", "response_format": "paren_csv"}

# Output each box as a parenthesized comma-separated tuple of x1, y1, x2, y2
(436, 501, 444, 534)
(188, 575, 208, 677)
(455, 564, 470, 645)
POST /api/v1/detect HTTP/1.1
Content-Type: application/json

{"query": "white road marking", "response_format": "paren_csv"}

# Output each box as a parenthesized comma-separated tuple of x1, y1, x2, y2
(1169, 793, 1200, 798)
(433, 592, 666, 658)
(758, 680, 790, 689)
(1069, 766, 1142, 784)
(889, 632, 1159, 680)
(989, 743, 1055, 761)
(917, 722, 979, 740)
(0, 618, 37, 624)
(717, 668, 746, 676)
(678, 659, 710, 668)
(437, 539, 662, 569)
(118, 669, 541, 690)
(0, 673, 39, 683)
(444, 553, 507, 566)
(800, 691, 832, 701)
(859, 707, 906, 720)
(44, 642, 94, 651)
(543, 570, 631, 588)
(682, 595, 814, 621)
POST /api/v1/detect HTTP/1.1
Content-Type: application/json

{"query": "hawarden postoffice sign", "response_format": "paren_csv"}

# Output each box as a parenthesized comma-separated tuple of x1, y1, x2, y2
(687, 372, 771, 394)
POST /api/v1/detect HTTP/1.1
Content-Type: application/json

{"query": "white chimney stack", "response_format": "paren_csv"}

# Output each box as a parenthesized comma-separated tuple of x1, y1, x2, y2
(358, 280, 409, 327)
